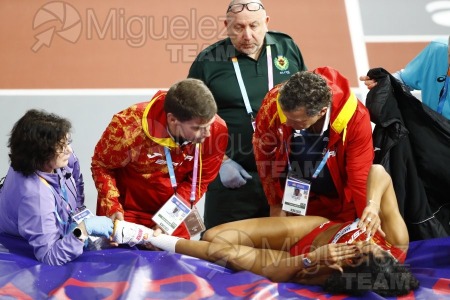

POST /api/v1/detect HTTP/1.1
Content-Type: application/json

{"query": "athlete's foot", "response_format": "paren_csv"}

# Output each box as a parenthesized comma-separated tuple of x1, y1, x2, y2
(112, 220, 154, 247)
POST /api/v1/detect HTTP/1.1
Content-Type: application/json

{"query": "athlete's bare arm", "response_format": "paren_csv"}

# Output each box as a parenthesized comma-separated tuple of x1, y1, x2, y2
(359, 165, 409, 251)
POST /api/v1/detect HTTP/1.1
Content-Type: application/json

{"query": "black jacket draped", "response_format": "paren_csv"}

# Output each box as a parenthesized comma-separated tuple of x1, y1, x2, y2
(366, 68, 450, 241)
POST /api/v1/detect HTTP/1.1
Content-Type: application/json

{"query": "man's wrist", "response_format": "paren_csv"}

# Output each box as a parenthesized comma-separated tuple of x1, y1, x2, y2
(221, 158, 231, 165)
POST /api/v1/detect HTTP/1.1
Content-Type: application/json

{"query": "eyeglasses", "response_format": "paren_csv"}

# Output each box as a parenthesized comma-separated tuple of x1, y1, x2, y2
(227, 2, 265, 14)
(57, 138, 72, 154)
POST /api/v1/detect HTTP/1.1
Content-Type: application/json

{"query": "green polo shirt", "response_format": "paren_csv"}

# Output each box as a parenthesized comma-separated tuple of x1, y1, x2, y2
(188, 31, 306, 171)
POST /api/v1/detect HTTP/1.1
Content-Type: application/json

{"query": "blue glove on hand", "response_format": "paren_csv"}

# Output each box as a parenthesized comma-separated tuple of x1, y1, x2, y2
(84, 216, 114, 238)
(219, 159, 252, 189)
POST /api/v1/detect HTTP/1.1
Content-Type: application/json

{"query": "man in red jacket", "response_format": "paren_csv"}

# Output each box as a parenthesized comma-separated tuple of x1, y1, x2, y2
(92, 79, 228, 239)
(253, 67, 374, 221)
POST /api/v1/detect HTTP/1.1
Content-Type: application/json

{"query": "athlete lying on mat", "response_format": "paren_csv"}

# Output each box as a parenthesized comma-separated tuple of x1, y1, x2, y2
(112, 165, 419, 296)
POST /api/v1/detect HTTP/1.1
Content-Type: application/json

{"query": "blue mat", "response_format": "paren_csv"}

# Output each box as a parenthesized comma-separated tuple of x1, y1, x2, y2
(0, 234, 449, 299)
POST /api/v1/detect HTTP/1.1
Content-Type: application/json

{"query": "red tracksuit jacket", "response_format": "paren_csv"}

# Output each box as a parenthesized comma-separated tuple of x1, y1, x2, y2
(253, 67, 374, 221)
(92, 91, 228, 238)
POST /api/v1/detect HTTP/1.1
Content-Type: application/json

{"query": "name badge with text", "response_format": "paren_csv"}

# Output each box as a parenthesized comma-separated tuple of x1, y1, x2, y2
(152, 194, 191, 235)
(72, 207, 94, 224)
(282, 175, 311, 216)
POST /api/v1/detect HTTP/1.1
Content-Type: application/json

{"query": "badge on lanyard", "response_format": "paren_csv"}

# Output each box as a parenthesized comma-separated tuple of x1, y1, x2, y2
(250, 114, 256, 131)
(157, 144, 205, 236)
(72, 207, 95, 224)
(281, 173, 311, 215)
(152, 194, 191, 235)
(184, 206, 206, 237)
(184, 143, 205, 237)
(72, 206, 112, 249)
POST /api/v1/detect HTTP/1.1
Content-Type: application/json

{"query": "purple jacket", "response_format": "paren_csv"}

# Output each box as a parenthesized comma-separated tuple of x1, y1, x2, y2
(0, 153, 86, 265)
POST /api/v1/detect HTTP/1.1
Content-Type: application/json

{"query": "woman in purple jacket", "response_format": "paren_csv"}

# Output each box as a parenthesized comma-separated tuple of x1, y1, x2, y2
(0, 109, 113, 265)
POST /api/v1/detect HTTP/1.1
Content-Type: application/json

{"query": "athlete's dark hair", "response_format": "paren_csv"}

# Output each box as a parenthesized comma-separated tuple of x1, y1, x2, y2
(8, 109, 71, 176)
(323, 252, 419, 297)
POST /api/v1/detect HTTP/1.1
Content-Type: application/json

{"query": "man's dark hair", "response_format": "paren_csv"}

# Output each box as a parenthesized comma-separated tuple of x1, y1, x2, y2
(164, 78, 217, 122)
(278, 71, 332, 116)
(323, 252, 419, 297)
(8, 109, 72, 176)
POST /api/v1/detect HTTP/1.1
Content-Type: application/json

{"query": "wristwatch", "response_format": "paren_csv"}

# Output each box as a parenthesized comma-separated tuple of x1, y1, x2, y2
(303, 255, 313, 268)
(72, 227, 87, 242)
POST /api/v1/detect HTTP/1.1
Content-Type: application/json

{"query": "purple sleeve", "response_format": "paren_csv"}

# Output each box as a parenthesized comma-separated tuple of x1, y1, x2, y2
(18, 187, 84, 266)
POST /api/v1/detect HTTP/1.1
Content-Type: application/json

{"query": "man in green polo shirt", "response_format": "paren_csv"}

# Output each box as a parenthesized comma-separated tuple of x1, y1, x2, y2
(188, 0, 306, 230)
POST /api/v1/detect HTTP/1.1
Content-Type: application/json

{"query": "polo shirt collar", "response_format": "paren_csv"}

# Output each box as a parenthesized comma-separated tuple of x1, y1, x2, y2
(264, 32, 276, 46)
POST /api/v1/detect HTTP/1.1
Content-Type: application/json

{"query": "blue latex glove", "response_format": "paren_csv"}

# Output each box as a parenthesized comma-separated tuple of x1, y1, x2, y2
(84, 216, 114, 238)
(219, 158, 252, 189)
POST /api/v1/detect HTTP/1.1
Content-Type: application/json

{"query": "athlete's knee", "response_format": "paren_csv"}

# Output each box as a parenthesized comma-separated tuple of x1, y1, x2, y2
(202, 224, 230, 242)
(202, 227, 217, 242)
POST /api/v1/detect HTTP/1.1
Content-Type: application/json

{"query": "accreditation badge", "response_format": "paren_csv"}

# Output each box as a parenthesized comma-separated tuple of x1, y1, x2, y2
(184, 206, 206, 237)
(71, 206, 109, 249)
(282, 174, 311, 215)
(152, 194, 191, 235)
(72, 207, 95, 224)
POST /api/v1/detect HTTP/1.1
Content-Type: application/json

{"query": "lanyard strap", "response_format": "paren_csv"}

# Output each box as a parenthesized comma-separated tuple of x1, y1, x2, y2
(232, 45, 274, 127)
(437, 65, 450, 114)
(165, 145, 201, 203)
(189, 143, 200, 208)
(232, 57, 253, 116)
(312, 150, 330, 179)
(60, 183, 68, 203)
(284, 140, 292, 172)
(285, 138, 331, 179)
(38, 176, 71, 230)
(164, 147, 178, 192)
(266, 45, 274, 90)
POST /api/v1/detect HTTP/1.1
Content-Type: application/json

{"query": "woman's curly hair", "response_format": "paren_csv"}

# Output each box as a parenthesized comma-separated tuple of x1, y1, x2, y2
(323, 252, 419, 297)
(8, 109, 71, 176)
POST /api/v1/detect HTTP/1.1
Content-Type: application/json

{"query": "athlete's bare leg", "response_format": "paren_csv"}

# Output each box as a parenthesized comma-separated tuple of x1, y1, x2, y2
(202, 215, 328, 250)
(173, 216, 327, 277)
(176, 238, 291, 276)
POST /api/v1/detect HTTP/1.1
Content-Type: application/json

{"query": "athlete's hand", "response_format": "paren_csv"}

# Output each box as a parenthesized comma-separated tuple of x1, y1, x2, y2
(309, 243, 358, 272)
(359, 201, 384, 238)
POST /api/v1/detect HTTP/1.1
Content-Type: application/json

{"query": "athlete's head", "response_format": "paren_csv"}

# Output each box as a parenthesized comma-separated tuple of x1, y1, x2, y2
(323, 252, 419, 296)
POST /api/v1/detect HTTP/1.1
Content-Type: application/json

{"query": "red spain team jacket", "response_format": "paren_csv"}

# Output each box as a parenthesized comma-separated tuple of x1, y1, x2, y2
(253, 67, 374, 221)
(92, 91, 228, 238)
